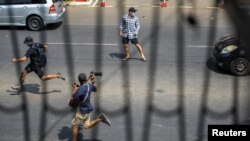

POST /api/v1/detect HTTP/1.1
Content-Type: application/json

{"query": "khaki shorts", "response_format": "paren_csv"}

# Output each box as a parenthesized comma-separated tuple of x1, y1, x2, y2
(71, 111, 90, 128)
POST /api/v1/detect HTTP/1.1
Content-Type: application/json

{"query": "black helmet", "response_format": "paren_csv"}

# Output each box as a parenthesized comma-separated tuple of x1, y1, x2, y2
(24, 36, 34, 46)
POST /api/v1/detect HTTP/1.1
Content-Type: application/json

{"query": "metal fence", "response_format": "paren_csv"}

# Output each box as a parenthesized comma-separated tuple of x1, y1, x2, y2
(0, 0, 249, 141)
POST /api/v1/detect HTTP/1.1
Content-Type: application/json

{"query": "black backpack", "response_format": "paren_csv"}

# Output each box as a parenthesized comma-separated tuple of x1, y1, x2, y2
(32, 43, 47, 67)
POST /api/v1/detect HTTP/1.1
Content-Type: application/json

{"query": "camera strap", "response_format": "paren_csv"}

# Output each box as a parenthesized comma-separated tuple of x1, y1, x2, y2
(78, 84, 90, 105)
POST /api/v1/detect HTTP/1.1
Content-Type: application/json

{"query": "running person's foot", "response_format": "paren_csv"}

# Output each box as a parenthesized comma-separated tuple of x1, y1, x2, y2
(141, 56, 147, 62)
(57, 72, 65, 81)
(11, 84, 23, 90)
(123, 56, 130, 61)
(99, 113, 111, 126)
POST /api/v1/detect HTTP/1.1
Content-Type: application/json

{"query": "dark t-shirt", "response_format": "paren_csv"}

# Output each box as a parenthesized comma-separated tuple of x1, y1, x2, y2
(73, 83, 97, 114)
(25, 47, 39, 66)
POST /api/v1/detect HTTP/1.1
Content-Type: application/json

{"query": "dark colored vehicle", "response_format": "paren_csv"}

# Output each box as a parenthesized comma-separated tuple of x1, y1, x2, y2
(213, 33, 250, 76)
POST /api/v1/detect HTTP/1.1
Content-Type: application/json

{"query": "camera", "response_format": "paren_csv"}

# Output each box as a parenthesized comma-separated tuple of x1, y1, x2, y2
(90, 71, 102, 76)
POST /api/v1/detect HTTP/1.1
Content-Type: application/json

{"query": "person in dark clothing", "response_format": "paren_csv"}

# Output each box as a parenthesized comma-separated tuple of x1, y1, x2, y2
(71, 73, 111, 141)
(11, 36, 65, 90)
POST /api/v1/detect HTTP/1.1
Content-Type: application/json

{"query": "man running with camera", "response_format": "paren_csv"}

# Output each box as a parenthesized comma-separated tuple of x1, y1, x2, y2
(71, 73, 111, 141)
(11, 36, 65, 90)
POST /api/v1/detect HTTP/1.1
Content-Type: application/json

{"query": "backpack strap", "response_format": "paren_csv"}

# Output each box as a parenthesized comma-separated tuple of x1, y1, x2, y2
(78, 84, 90, 105)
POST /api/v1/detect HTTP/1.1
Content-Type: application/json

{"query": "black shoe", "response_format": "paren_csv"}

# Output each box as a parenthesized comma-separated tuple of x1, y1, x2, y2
(57, 72, 65, 81)
(99, 114, 111, 126)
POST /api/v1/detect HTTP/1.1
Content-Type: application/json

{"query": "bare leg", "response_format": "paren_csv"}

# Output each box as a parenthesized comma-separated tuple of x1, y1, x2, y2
(84, 118, 102, 129)
(123, 44, 130, 60)
(41, 73, 65, 81)
(41, 74, 60, 81)
(72, 118, 101, 141)
(72, 126, 78, 141)
(135, 43, 146, 59)
(19, 70, 28, 86)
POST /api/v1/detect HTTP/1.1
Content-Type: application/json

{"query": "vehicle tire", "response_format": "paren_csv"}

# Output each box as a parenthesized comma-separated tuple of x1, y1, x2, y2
(27, 16, 44, 31)
(230, 58, 250, 76)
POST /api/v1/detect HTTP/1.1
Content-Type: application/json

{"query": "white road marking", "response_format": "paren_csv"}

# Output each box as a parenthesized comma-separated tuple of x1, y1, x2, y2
(47, 42, 118, 46)
(179, 6, 193, 9)
(125, 5, 138, 7)
(47, 43, 212, 48)
(207, 6, 220, 9)
(187, 45, 213, 48)
(92, 0, 99, 7)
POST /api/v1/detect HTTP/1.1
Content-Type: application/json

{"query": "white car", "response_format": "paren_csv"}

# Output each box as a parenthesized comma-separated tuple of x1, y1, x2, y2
(0, 0, 65, 31)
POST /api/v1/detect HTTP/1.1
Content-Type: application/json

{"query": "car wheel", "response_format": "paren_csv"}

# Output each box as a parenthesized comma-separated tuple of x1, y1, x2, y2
(230, 58, 250, 76)
(27, 16, 44, 31)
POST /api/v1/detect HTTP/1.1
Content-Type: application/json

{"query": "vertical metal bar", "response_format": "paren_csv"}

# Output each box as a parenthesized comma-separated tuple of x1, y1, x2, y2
(118, 1, 134, 141)
(7, 6, 30, 141)
(176, 0, 186, 141)
(90, 6, 104, 139)
(38, 29, 48, 141)
(196, 0, 219, 140)
(141, 5, 161, 141)
(232, 77, 239, 124)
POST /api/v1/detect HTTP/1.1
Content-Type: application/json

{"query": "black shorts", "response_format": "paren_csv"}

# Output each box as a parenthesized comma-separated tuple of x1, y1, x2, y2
(122, 37, 139, 45)
(25, 64, 44, 78)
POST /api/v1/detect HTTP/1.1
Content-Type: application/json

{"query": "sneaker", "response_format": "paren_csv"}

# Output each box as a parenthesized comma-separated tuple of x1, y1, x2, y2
(99, 114, 111, 126)
(11, 84, 22, 90)
(142, 57, 147, 62)
(123, 57, 130, 61)
(57, 72, 65, 81)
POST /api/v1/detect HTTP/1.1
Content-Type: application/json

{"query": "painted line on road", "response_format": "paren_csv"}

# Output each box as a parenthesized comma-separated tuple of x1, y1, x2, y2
(125, 5, 139, 7)
(179, 6, 193, 9)
(92, 5, 114, 7)
(187, 45, 213, 48)
(46, 43, 213, 48)
(151, 6, 193, 8)
(207, 6, 220, 9)
(92, 0, 98, 7)
(47, 42, 118, 46)
(83, 5, 218, 9)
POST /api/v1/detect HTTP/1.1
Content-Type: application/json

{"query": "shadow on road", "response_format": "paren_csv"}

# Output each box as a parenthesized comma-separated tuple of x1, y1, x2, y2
(109, 53, 125, 59)
(58, 126, 102, 141)
(0, 22, 62, 31)
(109, 53, 145, 62)
(6, 83, 61, 95)
(0, 26, 27, 30)
(46, 22, 63, 30)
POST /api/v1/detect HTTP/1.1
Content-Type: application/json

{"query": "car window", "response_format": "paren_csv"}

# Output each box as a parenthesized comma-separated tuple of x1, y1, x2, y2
(30, 0, 46, 4)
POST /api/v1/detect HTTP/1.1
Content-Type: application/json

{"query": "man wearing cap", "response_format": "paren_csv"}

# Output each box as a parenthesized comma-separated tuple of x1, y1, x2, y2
(11, 36, 65, 90)
(71, 73, 111, 141)
(119, 7, 147, 61)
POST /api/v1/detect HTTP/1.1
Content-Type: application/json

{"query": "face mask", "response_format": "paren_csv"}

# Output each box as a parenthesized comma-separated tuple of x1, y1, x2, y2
(131, 12, 135, 17)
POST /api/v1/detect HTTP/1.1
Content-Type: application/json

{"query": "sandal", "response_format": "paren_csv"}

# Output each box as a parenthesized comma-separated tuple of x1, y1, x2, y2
(123, 57, 130, 61)
(142, 57, 147, 62)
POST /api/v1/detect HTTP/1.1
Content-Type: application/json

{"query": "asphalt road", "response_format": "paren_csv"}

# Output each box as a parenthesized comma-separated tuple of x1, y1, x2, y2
(86, 0, 215, 8)
(0, 6, 250, 141)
